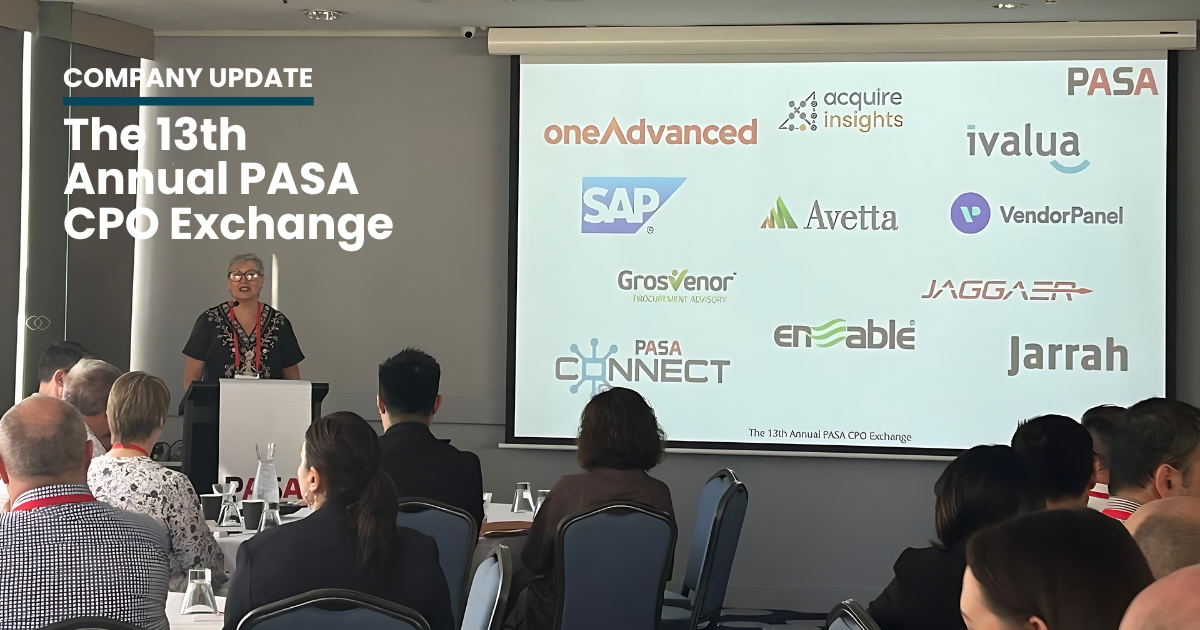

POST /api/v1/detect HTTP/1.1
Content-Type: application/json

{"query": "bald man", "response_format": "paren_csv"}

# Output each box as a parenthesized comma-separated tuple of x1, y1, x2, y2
(0, 396, 170, 630)
(1126, 496, 1200, 579)
(1119, 564, 1200, 630)
(62, 358, 123, 454)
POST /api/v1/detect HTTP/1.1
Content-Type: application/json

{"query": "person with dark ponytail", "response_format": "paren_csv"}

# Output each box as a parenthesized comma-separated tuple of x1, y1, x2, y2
(222, 412, 453, 630)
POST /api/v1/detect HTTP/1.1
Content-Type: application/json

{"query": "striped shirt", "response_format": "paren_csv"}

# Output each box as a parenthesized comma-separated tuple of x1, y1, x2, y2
(0, 484, 171, 630)
(1101, 496, 1142, 522)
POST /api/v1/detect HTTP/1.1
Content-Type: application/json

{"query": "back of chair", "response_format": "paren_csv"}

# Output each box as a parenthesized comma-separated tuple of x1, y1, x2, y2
(397, 498, 479, 629)
(682, 469, 738, 595)
(461, 544, 513, 630)
(237, 589, 431, 630)
(826, 600, 881, 630)
(39, 618, 148, 630)
(555, 501, 677, 630)
(689, 479, 748, 625)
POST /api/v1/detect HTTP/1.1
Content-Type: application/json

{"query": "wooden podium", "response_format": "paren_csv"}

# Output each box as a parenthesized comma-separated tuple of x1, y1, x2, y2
(178, 381, 329, 494)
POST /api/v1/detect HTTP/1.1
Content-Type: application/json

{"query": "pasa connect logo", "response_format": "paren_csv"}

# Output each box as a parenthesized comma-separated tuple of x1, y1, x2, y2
(581, 177, 686, 234)
(951, 192, 991, 234)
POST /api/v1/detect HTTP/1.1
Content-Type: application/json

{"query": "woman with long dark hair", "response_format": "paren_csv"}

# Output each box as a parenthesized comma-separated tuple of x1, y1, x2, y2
(962, 508, 1153, 630)
(868, 445, 1043, 630)
(222, 412, 453, 630)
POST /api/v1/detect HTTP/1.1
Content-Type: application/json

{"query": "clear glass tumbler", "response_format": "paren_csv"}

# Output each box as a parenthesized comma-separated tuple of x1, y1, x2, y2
(180, 568, 218, 614)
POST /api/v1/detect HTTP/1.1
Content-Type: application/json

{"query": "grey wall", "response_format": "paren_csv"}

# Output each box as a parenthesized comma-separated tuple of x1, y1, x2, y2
(130, 37, 1200, 612)
(0, 25, 25, 406)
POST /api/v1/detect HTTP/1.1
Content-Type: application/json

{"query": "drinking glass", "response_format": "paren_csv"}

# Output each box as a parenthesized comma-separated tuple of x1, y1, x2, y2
(212, 482, 242, 528)
(259, 501, 284, 530)
(534, 490, 549, 514)
(511, 482, 535, 513)
(180, 569, 218, 614)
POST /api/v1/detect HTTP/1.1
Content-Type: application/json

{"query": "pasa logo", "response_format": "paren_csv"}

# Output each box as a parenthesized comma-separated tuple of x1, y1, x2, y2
(1068, 67, 1158, 96)
(581, 177, 686, 234)
(951, 192, 991, 234)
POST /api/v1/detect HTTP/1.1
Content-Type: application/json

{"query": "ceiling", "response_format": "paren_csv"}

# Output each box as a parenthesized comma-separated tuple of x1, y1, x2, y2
(70, 0, 1200, 33)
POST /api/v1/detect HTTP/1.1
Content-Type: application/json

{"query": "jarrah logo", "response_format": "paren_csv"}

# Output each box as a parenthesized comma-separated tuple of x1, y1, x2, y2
(555, 338, 731, 395)
(1068, 67, 1159, 96)
(581, 177, 686, 234)
(774, 319, 915, 350)
(966, 123, 1089, 174)
(1008, 336, 1127, 376)
(922, 280, 1092, 301)
(760, 197, 898, 231)
(546, 118, 758, 145)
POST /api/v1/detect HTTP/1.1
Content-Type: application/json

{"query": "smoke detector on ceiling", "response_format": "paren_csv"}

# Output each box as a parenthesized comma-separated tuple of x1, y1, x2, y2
(304, 9, 341, 20)
(992, 2, 1026, 7)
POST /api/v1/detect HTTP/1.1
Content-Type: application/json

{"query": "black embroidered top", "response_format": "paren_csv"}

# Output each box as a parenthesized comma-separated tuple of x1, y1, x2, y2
(183, 302, 304, 381)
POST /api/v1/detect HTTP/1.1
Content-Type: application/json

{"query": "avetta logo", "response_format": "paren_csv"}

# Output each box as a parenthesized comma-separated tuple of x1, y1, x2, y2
(581, 177, 686, 234)
(1068, 67, 1159, 96)
(760, 197, 899, 231)
(545, 118, 757, 146)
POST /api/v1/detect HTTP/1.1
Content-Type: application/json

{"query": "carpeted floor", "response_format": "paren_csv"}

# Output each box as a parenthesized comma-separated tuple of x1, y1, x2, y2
(713, 608, 828, 629)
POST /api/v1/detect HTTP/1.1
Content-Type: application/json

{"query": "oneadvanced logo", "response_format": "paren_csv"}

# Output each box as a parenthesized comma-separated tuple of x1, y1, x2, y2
(966, 123, 1089, 174)
(1068, 67, 1159, 96)
(1008, 336, 1127, 376)
(922, 280, 1092, 301)
(618, 269, 736, 304)
(546, 118, 757, 145)
(950, 192, 1124, 234)
(581, 177, 686, 234)
(779, 89, 904, 134)
(760, 197, 898, 231)
(555, 338, 731, 395)
(774, 319, 915, 350)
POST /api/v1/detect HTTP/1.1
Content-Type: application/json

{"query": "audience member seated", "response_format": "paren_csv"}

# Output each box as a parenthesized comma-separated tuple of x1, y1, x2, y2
(1118, 564, 1200, 630)
(868, 445, 1042, 630)
(376, 348, 484, 530)
(35, 341, 91, 398)
(507, 387, 674, 630)
(1125, 496, 1200, 579)
(0, 396, 170, 630)
(1082, 405, 1124, 511)
(1106, 398, 1200, 521)
(222, 411, 453, 630)
(88, 371, 226, 592)
(62, 358, 123, 456)
(1011, 414, 1096, 509)
(963, 508, 1153, 630)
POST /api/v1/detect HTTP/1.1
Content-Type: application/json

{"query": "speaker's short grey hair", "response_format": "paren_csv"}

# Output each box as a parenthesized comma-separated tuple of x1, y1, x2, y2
(62, 359, 123, 417)
(0, 395, 88, 478)
(228, 253, 264, 274)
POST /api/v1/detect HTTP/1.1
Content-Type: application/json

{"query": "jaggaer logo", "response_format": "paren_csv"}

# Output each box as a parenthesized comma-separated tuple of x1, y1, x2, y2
(581, 177, 686, 234)
(774, 319, 915, 349)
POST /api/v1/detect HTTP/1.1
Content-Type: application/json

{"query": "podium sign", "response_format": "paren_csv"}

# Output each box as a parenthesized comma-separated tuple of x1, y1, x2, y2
(217, 379, 312, 500)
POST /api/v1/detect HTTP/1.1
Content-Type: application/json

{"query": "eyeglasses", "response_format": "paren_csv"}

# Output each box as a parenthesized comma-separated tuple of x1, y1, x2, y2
(228, 271, 263, 282)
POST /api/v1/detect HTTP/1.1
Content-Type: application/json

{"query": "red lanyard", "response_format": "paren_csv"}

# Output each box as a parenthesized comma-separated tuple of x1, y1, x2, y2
(111, 443, 148, 456)
(1102, 507, 1133, 521)
(227, 301, 263, 375)
(12, 493, 96, 511)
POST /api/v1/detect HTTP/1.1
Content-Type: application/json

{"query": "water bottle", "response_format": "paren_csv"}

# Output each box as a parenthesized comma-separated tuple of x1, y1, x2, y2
(252, 443, 279, 504)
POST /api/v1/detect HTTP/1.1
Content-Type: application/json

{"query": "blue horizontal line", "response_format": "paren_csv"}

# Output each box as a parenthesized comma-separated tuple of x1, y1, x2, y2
(63, 97, 314, 106)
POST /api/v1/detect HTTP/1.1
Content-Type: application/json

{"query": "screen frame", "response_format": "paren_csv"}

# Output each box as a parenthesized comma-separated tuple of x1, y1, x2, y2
(505, 54, 1179, 458)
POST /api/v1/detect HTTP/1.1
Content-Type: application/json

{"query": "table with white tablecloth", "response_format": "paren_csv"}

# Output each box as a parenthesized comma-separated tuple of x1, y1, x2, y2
(166, 592, 225, 629)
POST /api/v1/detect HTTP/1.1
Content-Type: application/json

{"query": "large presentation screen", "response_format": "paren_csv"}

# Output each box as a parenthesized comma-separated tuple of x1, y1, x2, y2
(510, 58, 1169, 455)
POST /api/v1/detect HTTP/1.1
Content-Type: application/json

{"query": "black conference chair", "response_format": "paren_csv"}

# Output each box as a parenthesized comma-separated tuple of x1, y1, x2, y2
(40, 619, 148, 630)
(461, 544, 513, 630)
(826, 599, 882, 630)
(236, 588, 431, 630)
(553, 501, 677, 630)
(396, 498, 479, 629)
(663, 468, 740, 610)
(660, 474, 749, 630)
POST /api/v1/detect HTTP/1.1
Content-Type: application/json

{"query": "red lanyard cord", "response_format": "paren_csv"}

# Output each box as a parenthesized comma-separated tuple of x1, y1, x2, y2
(12, 494, 96, 511)
(110, 443, 149, 456)
(227, 301, 264, 375)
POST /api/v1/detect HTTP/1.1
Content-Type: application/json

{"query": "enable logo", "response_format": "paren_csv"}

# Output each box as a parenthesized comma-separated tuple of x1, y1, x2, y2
(951, 192, 991, 234)
(581, 177, 686, 234)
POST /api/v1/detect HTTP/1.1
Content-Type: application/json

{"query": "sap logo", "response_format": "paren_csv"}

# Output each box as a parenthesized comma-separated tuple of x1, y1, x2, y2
(555, 338, 730, 393)
(1068, 67, 1159, 96)
(774, 319, 915, 350)
(1008, 336, 1127, 376)
(581, 177, 686, 234)
(965, 124, 1088, 174)
(922, 280, 1092, 301)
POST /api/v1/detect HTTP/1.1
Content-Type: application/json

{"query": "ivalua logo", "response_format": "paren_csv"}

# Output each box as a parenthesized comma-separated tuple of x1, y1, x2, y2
(581, 177, 686, 234)
(966, 123, 1089, 174)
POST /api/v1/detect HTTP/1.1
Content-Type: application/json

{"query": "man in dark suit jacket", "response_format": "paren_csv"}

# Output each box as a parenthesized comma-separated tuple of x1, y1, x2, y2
(377, 348, 485, 532)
